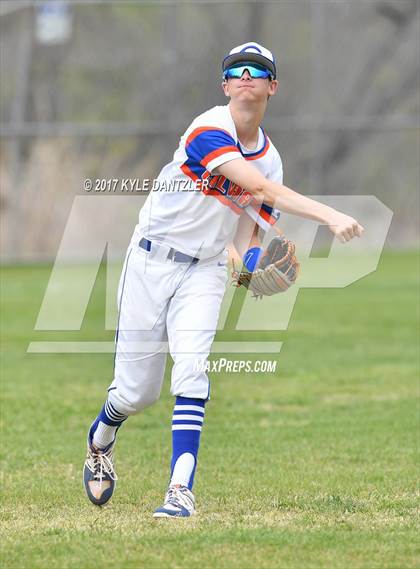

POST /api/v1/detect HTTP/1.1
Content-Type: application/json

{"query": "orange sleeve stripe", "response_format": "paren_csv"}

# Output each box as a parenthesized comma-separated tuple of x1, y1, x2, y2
(201, 146, 241, 167)
(180, 163, 199, 182)
(251, 203, 277, 224)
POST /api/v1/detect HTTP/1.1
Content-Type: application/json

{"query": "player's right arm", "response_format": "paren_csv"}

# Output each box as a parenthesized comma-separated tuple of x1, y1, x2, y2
(216, 158, 364, 243)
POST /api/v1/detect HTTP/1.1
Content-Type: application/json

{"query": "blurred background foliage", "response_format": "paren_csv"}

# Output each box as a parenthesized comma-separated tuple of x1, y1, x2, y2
(0, 0, 418, 260)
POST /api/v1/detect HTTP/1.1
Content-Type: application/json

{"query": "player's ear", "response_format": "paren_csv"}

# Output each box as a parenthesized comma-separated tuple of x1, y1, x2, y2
(222, 80, 230, 97)
(268, 79, 279, 97)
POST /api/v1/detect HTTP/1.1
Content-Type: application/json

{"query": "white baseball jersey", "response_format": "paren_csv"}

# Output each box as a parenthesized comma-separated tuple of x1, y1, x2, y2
(135, 104, 283, 260)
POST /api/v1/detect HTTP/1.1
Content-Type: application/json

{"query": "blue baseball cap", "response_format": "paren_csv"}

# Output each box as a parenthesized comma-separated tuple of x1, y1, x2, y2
(222, 42, 276, 79)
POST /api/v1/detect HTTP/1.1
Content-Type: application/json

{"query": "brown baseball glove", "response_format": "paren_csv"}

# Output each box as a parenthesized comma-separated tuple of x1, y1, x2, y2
(232, 236, 300, 298)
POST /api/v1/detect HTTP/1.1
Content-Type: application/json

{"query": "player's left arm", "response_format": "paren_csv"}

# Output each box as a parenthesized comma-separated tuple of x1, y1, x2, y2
(233, 213, 261, 257)
(230, 213, 266, 272)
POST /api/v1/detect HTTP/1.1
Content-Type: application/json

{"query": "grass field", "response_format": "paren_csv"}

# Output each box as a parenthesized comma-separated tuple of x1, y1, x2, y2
(1, 251, 419, 568)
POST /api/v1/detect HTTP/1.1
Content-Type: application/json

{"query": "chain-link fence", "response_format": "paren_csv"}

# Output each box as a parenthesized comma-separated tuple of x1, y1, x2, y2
(1, 0, 419, 260)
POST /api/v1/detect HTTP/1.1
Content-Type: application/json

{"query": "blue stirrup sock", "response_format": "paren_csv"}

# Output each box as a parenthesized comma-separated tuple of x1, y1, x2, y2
(170, 396, 205, 490)
(89, 398, 128, 450)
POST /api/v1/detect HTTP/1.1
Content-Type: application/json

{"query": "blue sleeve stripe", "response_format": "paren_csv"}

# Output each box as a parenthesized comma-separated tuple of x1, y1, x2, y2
(185, 127, 237, 165)
(180, 159, 206, 181)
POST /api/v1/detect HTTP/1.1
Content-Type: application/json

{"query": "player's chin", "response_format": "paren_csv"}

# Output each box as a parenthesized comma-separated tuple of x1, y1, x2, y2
(235, 90, 262, 101)
(237, 86, 256, 93)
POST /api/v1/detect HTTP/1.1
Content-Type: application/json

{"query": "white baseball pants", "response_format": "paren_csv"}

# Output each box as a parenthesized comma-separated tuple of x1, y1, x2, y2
(107, 237, 228, 416)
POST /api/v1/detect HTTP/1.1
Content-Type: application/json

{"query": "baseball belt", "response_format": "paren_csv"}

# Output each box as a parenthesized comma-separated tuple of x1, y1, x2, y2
(139, 237, 199, 264)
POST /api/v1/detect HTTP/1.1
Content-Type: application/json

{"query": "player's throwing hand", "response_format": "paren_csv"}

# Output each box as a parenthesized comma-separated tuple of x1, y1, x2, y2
(325, 211, 365, 243)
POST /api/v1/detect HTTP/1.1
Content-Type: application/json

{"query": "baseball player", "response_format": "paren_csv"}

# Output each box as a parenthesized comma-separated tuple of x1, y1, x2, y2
(83, 42, 364, 517)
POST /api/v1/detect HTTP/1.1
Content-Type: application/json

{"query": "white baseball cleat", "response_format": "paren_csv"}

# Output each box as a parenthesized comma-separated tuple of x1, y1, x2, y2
(153, 485, 196, 518)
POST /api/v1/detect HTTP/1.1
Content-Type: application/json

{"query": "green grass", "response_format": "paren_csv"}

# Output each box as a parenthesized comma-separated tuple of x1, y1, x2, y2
(1, 251, 419, 568)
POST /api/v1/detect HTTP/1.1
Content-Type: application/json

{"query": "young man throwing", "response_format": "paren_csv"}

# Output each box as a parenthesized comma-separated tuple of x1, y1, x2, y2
(83, 42, 364, 517)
